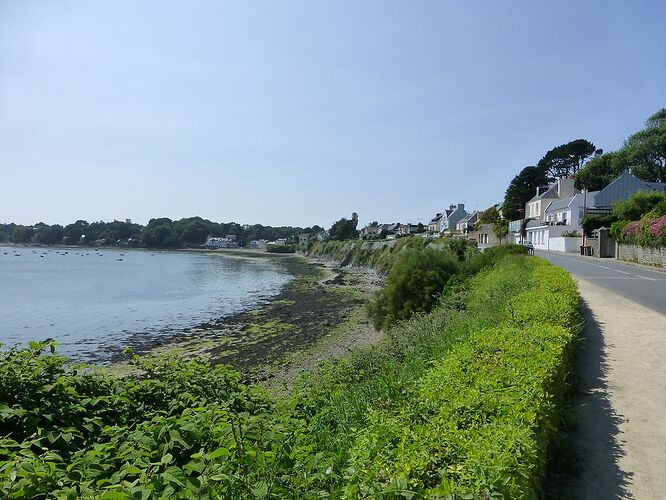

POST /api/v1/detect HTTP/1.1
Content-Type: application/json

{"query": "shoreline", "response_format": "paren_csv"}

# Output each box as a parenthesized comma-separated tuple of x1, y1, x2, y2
(111, 253, 384, 389)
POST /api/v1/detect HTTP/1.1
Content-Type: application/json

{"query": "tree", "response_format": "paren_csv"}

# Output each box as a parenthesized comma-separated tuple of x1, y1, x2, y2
(329, 212, 359, 240)
(537, 139, 601, 179)
(180, 221, 209, 245)
(64, 220, 89, 244)
(493, 220, 509, 244)
(621, 109, 666, 182)
(573, 151, 622, 191)
(11, 225, 34, 243)
(502, 166, 550, 221)
(477, 206, 502, 226)
(36, 224, 64, 244)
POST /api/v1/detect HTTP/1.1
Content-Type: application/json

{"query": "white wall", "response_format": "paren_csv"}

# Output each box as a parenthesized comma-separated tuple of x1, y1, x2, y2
(526, 225, 581, 252)
(549, 236, 581, 253)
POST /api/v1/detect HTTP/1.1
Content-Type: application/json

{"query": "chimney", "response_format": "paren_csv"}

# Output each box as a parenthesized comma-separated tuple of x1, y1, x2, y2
(557, 178, 576, 197)
(458, 203, 465, 210)
(449, 204, 455, 210)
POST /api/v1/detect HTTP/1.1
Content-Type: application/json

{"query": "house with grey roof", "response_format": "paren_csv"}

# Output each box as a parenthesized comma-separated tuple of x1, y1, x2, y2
(456, 210, 479, 234)
(428, 213, 443, 233)
(593, 170, 666, 210)
(525, 178, 579, 222)
(440, 204, 469, 234)
(525, 191, 598, 252)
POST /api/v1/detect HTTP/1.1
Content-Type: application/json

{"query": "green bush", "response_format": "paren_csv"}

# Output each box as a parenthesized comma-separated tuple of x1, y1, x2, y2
(367, 246, 460, 329)
(612, 191, 666, 221)
(266, 244, 296, 253)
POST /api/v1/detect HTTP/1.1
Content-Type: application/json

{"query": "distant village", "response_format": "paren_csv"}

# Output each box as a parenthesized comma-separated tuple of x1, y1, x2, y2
(205, 170, 666, 255)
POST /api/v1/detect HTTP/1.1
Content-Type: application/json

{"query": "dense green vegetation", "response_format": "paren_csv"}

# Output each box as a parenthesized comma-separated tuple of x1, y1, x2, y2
(501, 139, 601, 221)
(0, 217, 324, 249)
(328, 212, 359, 241)
(575, 109, 666, 190)
(308, 236, 470, 274)
(609, 191, 666, 247)
(364, 240, 528, 329)
(0, 251, 580, 498)
(581, 190, 666, 247)
(265, 244, 297, 254)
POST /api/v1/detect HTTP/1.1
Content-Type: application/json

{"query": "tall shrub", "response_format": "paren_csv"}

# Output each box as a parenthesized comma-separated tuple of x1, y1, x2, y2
(367, 247, 459, 329)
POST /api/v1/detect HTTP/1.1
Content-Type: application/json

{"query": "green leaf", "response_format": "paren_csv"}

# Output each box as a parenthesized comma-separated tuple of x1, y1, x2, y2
(207, 447, 229, 460)
(99, 492, 132, 500)
(251, 481, 268, 499)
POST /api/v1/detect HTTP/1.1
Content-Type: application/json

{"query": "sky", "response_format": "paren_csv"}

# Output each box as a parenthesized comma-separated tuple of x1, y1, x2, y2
(1, 1, 665, 228)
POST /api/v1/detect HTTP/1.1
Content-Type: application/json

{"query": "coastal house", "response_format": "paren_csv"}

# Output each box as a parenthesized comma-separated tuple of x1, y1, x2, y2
(428, 213, 443, 233)
(248, 239, 268, 249)
(592, 170, 666, 211)
(360, 224, 382, 239)
(456, 210, 479, 235)
(397, 223, 421, 236)
(440, 204, 469, 235)
(525, 178, 578, 221)
(298, 234, 311, 245)
(468, 224, 508, 249)
(205, 236, 239, 249)
(523, 179, 593, 252)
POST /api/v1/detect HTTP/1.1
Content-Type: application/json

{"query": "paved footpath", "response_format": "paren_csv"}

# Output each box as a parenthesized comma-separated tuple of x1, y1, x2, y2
(537, 251, 666, 499)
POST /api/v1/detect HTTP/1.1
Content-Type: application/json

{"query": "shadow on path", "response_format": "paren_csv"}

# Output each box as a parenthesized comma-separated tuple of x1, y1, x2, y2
(551, 299, 632, 499)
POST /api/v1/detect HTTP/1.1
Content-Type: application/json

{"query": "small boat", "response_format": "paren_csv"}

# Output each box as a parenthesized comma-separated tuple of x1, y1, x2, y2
(115, 258, 123, 262)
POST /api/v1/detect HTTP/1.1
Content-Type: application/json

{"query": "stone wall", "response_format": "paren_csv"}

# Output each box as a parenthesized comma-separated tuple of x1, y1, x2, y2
(589, 237, 600, 257)
(617, 244, 666, 267)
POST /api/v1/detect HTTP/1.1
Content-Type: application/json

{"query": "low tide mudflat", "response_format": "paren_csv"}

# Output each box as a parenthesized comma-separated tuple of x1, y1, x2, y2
(122, 253, 384, 387)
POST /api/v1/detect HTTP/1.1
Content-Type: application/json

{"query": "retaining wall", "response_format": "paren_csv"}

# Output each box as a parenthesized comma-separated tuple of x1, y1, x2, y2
(617, 244, 666, 267)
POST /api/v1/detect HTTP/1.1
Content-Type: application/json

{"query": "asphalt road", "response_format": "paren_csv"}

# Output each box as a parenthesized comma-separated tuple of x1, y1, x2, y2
(535, 250, 666, 316)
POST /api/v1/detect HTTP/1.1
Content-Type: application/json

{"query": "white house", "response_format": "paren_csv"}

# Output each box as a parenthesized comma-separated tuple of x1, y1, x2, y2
(248, 239, 268, 249)
(205, 236, 239, 249)
(456, 210, 479, 234)
(440, 204, 468, 234)
(525, 190, 598, 252)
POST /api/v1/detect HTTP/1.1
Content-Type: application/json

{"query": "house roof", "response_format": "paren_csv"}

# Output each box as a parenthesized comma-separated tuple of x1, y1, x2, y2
(593, 171, 666, 208)
(429, 213, 442, 223)
(545, 192, 599, 212)
(527, 183, 559, 203)
(458, 210, 479, 224)
(444, 205, 468, 220)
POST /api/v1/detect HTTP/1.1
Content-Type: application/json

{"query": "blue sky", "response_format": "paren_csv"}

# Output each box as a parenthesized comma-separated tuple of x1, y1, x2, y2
(1, 1, 665, 228)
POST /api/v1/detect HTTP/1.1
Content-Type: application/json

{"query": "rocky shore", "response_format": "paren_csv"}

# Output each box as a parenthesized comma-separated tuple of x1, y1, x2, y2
(116, 252, 384, 389)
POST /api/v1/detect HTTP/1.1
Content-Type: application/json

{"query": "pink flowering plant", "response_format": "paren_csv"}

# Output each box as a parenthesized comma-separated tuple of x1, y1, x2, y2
(615, 213, 666, 247)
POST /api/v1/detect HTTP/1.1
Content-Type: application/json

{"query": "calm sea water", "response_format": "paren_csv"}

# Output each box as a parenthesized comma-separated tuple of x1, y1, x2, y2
(0, 246, 292, 362)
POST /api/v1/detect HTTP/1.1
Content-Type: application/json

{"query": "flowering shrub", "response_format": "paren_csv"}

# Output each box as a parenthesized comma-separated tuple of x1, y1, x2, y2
(617, 214, 666, 247)
(649, 215, 666, 237)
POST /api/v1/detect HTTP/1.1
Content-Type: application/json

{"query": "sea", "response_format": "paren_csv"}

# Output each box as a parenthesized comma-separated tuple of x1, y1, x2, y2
(0, 246, 292, 362)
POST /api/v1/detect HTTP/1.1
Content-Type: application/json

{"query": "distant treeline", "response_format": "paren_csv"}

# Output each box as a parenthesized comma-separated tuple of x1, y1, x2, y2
(0, 217, 325, 248)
